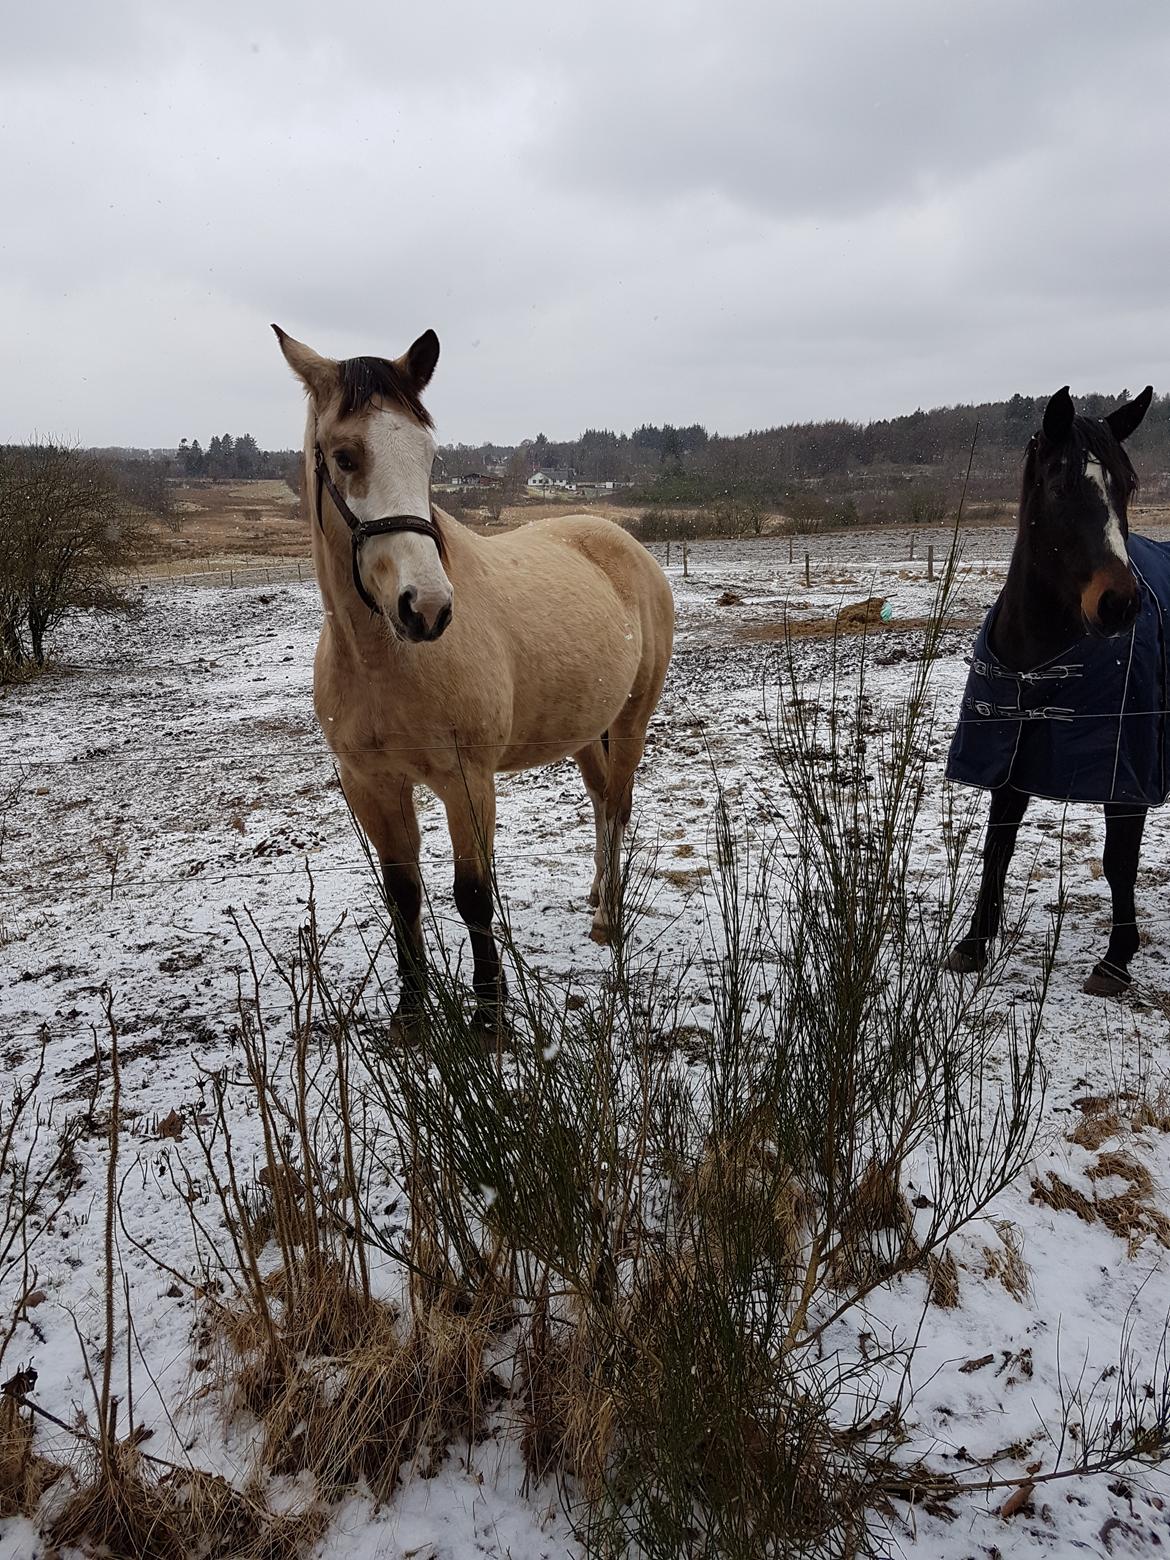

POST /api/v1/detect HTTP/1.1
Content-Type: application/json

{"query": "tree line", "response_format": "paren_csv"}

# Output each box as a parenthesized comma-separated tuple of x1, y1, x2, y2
(177, 434, 299, 483)
(440, 389, 1170, 502)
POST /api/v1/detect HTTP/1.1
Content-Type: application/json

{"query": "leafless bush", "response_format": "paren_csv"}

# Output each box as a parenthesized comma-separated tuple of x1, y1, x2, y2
(0, 439, 149, 673)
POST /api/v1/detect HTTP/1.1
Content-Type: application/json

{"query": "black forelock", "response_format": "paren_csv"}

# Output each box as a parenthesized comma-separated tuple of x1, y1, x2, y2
(337, 356, 434, 428)
(1071, 415, 1139, 496)
(1025, 414, 1139, 501)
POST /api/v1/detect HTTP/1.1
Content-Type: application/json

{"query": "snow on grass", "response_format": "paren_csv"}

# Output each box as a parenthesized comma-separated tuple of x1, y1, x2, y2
(2, 529, 1170, 1557)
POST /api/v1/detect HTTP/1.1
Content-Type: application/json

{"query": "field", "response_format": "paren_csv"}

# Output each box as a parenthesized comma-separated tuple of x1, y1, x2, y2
(3, 520, 1170, 1557)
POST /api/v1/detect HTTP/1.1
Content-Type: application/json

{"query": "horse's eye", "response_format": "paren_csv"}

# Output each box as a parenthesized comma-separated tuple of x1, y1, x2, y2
(334, 450, 357, 474)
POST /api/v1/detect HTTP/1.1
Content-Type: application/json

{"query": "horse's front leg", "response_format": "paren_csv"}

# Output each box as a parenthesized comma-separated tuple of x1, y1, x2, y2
(442, 773, 507, 1030)
(1085, 802, 1147, 995)
(340, 768, 426, 1027)
(947, 785, 1029, 973)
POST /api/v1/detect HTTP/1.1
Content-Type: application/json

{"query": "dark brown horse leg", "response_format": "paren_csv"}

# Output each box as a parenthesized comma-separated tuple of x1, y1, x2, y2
(589, 727, 644, 945)
(1085, 803, 1147, 995)
(574, 739, 610, 910)
(947, 786, 1029, 973)
(341, 769, 426, 1026)
(445, 777, 507, 1029)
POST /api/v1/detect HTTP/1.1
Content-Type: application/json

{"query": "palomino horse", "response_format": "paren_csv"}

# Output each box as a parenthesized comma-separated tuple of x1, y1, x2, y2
(273, 325, 674, 1026)
(947, 384, 1160, 994)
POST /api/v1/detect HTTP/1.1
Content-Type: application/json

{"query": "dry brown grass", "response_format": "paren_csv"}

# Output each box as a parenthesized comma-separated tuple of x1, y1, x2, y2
(739, 613, 981, 644)
(1069, 1088, 1170, 1150)
(46, 1443, 322, 1560)
(518, 1297, 615, 1494)
(979, 1220, 1031, 1302)
(678, 1126, 811, 1280)
(0, 1395, 63, 1519)
(925, 1250, 961, 1309)
(1031, 1153, 1170, 1256)
(142, 480, 304, 567)
(205, 1245, 505, 1501)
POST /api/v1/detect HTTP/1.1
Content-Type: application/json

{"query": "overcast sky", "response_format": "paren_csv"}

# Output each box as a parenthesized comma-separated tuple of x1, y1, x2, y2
(3, 0, 1169, 450)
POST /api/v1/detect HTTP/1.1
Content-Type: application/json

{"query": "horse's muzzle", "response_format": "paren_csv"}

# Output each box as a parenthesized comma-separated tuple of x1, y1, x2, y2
(397, 590, 453, 643)
(1082, 568, 1140, 639)
(1084, 587, 1140, 639)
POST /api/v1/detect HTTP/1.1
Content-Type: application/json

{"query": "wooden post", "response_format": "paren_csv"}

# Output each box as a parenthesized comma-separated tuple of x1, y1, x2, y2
(909, 532, 916, 561)
(666, 539, 671, 568)
(297, 561, 303, 582)
(788, 535, 794, 564)
(927, 545, 935, 582)
(682, 539, 689, 578)
(804, 552, 811, 588)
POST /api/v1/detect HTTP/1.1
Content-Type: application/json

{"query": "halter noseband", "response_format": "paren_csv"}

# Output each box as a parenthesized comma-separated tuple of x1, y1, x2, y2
(313, 443, 445, 617)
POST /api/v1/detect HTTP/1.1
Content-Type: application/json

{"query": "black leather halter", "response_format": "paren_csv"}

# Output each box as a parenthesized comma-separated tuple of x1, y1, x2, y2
(313, 443, 446, 616)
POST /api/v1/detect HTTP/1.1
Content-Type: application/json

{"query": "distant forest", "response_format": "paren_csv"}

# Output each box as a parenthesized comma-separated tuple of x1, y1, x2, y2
(87, 389, 1170, 528)
(441, 389, 1170, 517)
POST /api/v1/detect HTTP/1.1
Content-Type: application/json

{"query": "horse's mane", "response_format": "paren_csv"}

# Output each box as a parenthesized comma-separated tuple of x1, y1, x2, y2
(1022, 414, 1139, 503)
(337, 356, 434, 429)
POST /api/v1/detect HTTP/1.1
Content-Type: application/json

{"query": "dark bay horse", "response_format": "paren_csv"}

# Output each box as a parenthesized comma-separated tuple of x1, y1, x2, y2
(946, 384, 1160, 995)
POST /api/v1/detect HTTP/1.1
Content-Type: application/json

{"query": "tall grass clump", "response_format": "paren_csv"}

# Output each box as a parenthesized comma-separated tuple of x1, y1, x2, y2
(329, 556, 1058, 1555)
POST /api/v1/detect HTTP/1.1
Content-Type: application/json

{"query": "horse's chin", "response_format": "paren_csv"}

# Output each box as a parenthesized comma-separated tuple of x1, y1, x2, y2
(382, 612, 441, 646)
(1080, 614, 1129, 641)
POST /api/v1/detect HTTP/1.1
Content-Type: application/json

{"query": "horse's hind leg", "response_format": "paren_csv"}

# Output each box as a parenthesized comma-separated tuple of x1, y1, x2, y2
(340, 769, 425, 1025)
(574, 739, 609, 909)
(587, 725, 646, 946)
(441, 771, 507, 1028)
(1085, 802, 1147, 996)
(947, 785, 1029, 974)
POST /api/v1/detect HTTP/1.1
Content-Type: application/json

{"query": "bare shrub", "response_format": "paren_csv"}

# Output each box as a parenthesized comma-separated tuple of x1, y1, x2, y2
(0, 439, 149, 672)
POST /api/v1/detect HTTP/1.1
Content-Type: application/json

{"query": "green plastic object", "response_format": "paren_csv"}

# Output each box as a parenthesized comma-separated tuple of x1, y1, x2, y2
(880, 602, 894, 622)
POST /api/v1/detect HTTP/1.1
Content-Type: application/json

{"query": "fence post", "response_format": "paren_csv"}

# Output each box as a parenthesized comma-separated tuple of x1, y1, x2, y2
(297, 561, 303, 582)
(804, 552, 811, 588)
(682, 539, 689, 578)
(229, 568, 234, 587)
(666, 539, 671, 568)
(788, 535, 794, 565)
(927, 545, 934, 582)
(909, 532, 916, 561)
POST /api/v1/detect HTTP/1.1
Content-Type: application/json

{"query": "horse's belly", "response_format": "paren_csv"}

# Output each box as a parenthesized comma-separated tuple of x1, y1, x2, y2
(497, 632, 641, 771)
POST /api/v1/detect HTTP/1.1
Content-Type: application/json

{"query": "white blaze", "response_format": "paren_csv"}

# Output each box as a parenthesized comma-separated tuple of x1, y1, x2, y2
(353, 405, 451, 626)
(1084, 456, 1128, 564)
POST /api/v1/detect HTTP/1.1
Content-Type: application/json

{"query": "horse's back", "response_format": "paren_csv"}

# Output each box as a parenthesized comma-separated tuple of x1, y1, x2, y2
(482, 512, 673, 655)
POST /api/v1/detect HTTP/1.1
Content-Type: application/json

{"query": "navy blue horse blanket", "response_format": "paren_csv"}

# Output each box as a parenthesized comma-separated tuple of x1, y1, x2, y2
(946, 535, 1170, 806)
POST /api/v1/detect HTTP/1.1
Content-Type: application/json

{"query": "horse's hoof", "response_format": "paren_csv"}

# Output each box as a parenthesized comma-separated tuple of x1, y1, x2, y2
(589, 921, 612, 946)
(945, 944, 986, 975)
(471, 1004, 511, 1048)
(387, 1007, 425, 1045)
(587, 887, 601, 910)
(1083, 963, 1131, 998)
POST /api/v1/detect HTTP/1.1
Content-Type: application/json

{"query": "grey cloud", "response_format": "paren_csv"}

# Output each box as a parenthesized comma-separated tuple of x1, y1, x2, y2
(2, 0, 1169, 448)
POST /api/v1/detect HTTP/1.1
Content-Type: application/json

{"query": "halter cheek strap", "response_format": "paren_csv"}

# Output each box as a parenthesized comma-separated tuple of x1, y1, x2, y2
(313, 444, 446, 617)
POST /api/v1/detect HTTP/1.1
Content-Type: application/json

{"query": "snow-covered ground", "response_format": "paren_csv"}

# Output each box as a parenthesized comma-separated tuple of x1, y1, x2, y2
(3, 527, 1170, 1558)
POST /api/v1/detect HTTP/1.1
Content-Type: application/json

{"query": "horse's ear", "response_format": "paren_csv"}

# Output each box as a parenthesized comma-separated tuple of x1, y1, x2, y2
(396, 330, 440, 393)
(272, 324, 338, 400)
(1106, 385, 1154, 444)
(1042, 385, 1075, 443)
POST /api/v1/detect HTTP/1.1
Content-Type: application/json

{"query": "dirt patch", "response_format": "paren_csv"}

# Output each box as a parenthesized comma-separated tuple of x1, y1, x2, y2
(737, 614, 981, 643)
(143, 480, 306, 566)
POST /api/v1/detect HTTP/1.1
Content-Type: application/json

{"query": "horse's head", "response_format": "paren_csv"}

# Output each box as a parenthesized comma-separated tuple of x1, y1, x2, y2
(1027, 384, 1153, 638)
(273, 325, 452, 642)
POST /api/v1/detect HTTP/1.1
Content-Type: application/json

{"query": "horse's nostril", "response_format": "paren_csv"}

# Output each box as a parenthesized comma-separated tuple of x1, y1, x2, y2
(1098, 589, 1138, 633)
(398, 589, 417, 625)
